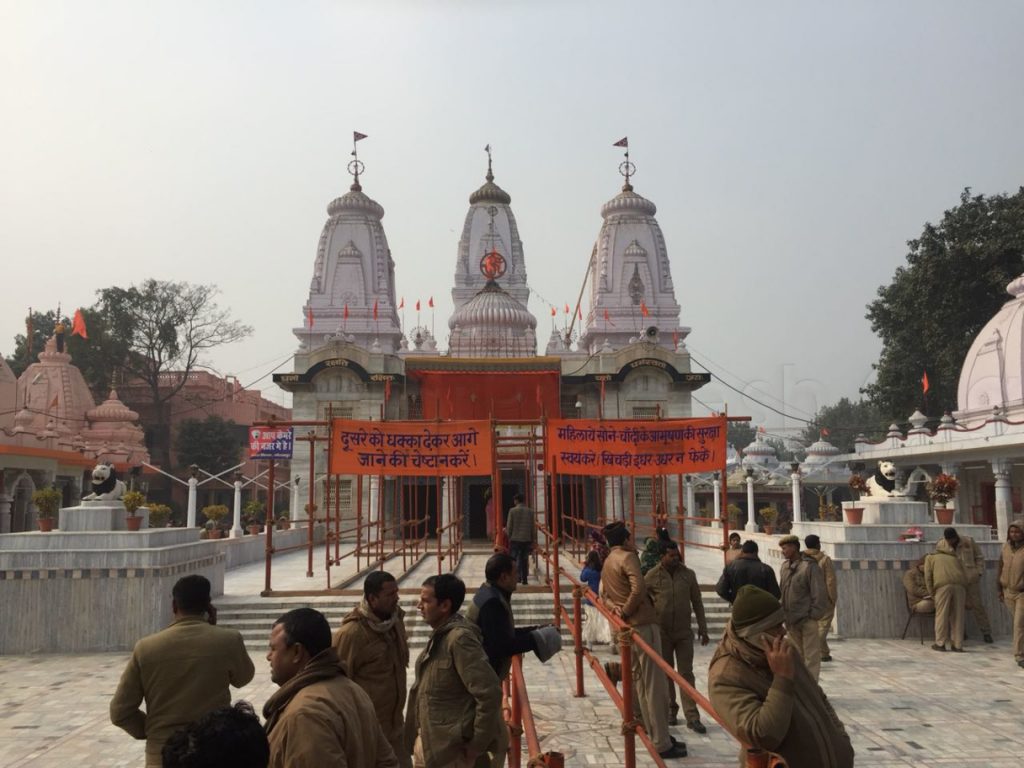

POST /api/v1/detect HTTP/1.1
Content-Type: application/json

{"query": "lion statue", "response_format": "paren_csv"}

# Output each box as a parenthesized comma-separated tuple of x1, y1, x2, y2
(82, 463, 126, 501)
(864, 460, 899, 498)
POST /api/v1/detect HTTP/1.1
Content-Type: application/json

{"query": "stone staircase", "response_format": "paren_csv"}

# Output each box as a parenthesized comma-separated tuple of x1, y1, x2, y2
(217, 588, 732, 651)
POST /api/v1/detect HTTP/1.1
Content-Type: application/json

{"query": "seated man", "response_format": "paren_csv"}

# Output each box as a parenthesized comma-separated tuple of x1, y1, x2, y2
(903, 558, 934, 614)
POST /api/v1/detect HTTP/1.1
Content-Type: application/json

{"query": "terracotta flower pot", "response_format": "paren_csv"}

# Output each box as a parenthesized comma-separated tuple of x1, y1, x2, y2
(845, 507, 864, 525)
(125, 515, 143, 532)
(935, 507, 955, 525)
(247, 524, 262, 536)
(762, 524, 775, 535)
(208, 528, 223, 539)
(37, 518, 54, 532)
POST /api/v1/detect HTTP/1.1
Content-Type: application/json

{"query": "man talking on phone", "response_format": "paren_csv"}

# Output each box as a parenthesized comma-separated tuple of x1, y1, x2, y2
(110, 575, 255, 767)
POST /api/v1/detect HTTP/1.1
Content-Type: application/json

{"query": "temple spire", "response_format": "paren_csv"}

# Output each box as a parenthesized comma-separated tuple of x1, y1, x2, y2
(484, 143, 494, 182)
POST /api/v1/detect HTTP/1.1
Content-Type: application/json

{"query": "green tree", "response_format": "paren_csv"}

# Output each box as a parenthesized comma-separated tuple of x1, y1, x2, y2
(175, 416, 244, 473)
(801, 398, 888, 452)
(727, 420, 756, 452)
(863, 187, 1024, 419)
(6, 310, 57, 377)
(96, 280, 252, 465)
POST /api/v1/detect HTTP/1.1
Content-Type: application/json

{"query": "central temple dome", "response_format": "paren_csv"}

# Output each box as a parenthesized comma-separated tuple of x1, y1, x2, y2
(448, 280, 537, 358)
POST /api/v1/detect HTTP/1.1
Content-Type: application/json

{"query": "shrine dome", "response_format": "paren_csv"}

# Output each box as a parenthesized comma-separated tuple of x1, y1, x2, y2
(957, 273, 1024, 418)
(448, 280, 537, 358)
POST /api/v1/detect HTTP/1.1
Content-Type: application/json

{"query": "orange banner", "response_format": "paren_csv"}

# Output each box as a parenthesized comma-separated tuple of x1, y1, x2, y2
(330, 419, 494, 476)
(547, 417, 727, 476)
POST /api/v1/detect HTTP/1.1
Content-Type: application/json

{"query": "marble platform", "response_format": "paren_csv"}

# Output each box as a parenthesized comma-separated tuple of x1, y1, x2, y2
(58, 501, 150, 532)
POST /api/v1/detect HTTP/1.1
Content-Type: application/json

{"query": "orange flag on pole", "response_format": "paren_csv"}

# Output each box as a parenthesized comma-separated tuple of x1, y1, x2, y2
(921, 370, 930, 394)
(398, 297, 404, 309)
(71, 308, 88, 339)
(640, 301, 650, 317)
(550, 306, 556, 317)
(343, 304, 349, 320)
(603, 308, 615, 327)
(416, 299, 421, 311)
(428, 296, 434, 309)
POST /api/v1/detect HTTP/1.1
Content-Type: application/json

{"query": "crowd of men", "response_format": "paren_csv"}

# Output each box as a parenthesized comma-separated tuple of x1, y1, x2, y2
(109, 514, 1024, 768)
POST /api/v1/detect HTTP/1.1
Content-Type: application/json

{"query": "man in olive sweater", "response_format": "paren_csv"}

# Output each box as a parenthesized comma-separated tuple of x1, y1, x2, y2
(110, 575, 255, 767)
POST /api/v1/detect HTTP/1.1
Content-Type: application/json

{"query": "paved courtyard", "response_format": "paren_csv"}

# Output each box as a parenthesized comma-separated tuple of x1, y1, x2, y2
(2, 542, 1024, 767)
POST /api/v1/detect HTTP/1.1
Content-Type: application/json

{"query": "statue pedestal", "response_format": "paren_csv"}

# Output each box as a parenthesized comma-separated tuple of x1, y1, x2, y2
(847, 498, 929, 525)
(59, 501, 149, 532)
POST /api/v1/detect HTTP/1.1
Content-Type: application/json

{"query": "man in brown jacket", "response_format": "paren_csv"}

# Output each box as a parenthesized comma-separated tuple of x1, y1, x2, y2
(925, 540, 968, 652)
(903, 558, 935, 614)
(778, 535, 828, 681)
(600, 523, 687, 760)
(943, 527, 993, 643)
(998, 519, 1024, 668)
(803, 535, 837, 662)
(333, 570, 411, 768)
(264, 607, 398, 767)
(708, 585, 854, 768)
(644, 540, 710, 733)
(405, 573, 503, 768)
(109, 575, 255, 767)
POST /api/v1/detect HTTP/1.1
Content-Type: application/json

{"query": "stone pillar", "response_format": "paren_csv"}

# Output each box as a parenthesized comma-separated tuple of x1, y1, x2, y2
(712, 472, 721, 527)
(231, 475, 243, 538)
(186, 466, 198, 528)
(368, 475, 380, 545)
(790, 463, 802, 524)
(686, 476, 696, 521)
(745, 470, 756, 534)
(992, 458, 1013, 537)
(291, 476, 301, 520)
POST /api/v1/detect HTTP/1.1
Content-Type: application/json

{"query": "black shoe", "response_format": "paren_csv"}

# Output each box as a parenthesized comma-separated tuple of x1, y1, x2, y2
(821, 654, 833, 662)
(951, 647, 965, 653)
(1016, 659, 1024, 668)
(668, 712, 679, 726)
(984, 633, 994, 644)
(658, 743, 688, 759)
(686, 720, 707, 734)
(931, 644, 946, 652)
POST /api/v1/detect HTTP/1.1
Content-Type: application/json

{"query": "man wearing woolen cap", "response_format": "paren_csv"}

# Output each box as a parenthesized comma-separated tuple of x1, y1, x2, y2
(708, 585, 854, 768)
(777, 534, 828, 681)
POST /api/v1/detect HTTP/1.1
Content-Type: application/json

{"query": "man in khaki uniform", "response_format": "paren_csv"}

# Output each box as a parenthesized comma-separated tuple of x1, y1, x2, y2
(778, 535, 828, 681)
(644, 540, 710, 733)
(903, 558, 935, 614)
(997, 519, 1024, 668)
(925, 539, 968, 652)
(110, 575, 255, 767)
(803, 535, 837, 662)
(334, 570, 411, 768)
(942, 527, 992, 643)
(600, 522, 687, 760)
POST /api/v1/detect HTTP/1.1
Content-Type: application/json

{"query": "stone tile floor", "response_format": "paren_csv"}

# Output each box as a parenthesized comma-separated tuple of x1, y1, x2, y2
(3, 634, 1023, 766)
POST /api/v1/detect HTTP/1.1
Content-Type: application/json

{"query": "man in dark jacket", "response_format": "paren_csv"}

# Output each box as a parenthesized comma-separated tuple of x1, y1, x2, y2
(505, 494, 537, 585)
(715, 540, 780, 604)
(466, 553, 538, 677)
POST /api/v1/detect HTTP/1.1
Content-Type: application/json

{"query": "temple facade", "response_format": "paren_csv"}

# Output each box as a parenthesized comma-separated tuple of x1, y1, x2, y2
(276, 147, 712, 537)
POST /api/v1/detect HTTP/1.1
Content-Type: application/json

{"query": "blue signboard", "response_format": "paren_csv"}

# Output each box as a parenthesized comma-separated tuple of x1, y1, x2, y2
(249, 427, 294, 460)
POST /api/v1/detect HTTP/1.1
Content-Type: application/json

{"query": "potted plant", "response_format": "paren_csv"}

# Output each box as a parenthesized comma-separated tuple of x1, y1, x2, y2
(122, 490, 146, 531)
(147, 503, 171, 528)
(726, 503, 743, 529)
(928, 473, 959, 525)
(243, 499, 264, 535)
(277, 509, 291, 531)
(202, 504, 229, 539)
(32, 486, 62, 532)
(845, 473, 869, 524)
(758, 506, 777, 534)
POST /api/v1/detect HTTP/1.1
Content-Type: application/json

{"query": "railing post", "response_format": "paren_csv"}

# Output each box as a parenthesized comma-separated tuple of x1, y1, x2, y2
(509, 668, 522, 768)
(618, 628, 636, 768)
(186, 466, 198, 528)
(231, 473, 243, 538)
(572, 585, 585, 697)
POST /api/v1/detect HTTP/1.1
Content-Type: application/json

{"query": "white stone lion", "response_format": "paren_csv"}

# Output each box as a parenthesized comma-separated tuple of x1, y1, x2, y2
(864, 460, 898, 498)
(82, 463, 126, 501)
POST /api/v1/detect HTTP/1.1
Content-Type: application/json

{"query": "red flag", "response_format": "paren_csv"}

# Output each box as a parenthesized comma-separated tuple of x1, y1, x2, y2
(306, 306, 314, 329)
(398, 297, 404, 309)
(613, 137, 629, 147)
(564, 303, 570, 315)
(373, 300, 379, 320)
(416, 299, 421, 311)
(353, 131, 368, 142)
(343, 304, 349, 320)
(922, 370, 930, 394)
(550, 306, 556, 317)
(428, 296, 434, 309)
(821, 427, 830, 437)
(603, 308, 615, 327)
(640, 301, 650, 317)
(672, 329, 679, 350)
(71, 308, 88, 339)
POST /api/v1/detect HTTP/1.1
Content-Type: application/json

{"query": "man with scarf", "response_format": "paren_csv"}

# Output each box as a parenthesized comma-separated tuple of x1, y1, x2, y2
(334, 570, 411, 768)
(708, 585, 854, 768)
(264, 607, 398, 767)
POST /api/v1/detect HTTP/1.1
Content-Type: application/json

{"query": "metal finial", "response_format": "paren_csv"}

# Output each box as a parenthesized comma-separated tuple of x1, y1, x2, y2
(484, 143, 493, 181)
(348, 131, 368, 191)
(615, 136, 635, 191)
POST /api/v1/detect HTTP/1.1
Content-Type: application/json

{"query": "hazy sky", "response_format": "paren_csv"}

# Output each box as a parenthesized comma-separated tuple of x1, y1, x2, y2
(3, 1, 1023, 436)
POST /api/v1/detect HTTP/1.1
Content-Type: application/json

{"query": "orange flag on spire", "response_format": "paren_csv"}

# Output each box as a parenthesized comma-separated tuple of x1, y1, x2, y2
(416, 299, 421, 311)
(550, 306, 556, 317)
(603, 308, 615, 327)
(640, 301, 650, 317)
(428, 296, 434, 309)
(564, 303, 570, 315)
(71, 308, 88, 339)
(398, 297, 404, 309)
(922, 370, 930, 394)
(343, 304, 349, 320)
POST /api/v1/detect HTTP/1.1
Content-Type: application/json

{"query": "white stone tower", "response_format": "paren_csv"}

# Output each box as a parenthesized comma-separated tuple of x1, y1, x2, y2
(295, 137, 403, 353)
(451, 147, 530, 314)
(578, 142, 687, 355)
